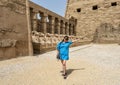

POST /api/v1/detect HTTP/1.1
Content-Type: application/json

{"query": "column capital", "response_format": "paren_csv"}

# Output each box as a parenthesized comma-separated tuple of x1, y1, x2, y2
(62, 22, 65, 28)
(32, 9, 39, 13)
(65, 22, 69, 26)
(57, 19, 61, 26)
(50, 16, 55, 20)
(41, 13, 48, 17)
(62, 21, 65, 24)
(41, 14, 48, 23)
(57, 19, 61, 22)
(49, 16, 55, 24)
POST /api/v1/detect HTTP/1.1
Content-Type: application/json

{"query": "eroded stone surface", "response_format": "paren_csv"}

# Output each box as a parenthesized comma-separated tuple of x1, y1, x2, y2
(65, 0, 120, 43)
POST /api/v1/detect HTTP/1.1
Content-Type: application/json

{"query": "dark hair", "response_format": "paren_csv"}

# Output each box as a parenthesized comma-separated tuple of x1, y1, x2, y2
(62, 36, 69, 42)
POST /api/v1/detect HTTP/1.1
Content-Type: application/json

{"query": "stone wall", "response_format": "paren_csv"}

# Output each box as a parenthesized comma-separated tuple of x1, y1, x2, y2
(0, 0, 32, 60)
(65, 0, 120, 43)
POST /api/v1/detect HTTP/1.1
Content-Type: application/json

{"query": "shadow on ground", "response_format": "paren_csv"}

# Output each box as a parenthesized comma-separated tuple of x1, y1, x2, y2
(67, 68, 85, 76)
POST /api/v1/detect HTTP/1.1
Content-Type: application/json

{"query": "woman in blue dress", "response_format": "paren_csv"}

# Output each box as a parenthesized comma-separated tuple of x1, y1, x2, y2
(56, 36, 72, 79)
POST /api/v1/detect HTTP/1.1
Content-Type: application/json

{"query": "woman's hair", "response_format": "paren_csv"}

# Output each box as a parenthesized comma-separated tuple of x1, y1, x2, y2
(61, 36, 69, 42)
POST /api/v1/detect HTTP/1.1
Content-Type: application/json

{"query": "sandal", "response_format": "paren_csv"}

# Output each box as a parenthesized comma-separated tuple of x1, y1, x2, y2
(63, 73, 67, 79)
(62, 73, 67, 76)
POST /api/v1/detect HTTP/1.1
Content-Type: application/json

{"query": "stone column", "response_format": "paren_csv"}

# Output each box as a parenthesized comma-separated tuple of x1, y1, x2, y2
(49, 16, 55, 34)
(32, 10, 38, 31)
(69, 24, 72, 35)
(60, 21, 62, 34)
(72, 25, 75, 35)
(62, 21, 65, 35)
(71, 24, 73, 35)
(41, 13, 47, 34)
(57, 19, 60, 35)
(66, 22, 69, 35)
(73, 25, 76, 35)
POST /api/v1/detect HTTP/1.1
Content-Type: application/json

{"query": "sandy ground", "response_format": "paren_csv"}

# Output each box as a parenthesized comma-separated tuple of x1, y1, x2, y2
(0, 44, 120, 85)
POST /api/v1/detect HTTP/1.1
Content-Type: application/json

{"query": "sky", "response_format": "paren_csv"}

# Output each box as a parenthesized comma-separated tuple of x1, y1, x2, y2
(30, 0, 67, 16)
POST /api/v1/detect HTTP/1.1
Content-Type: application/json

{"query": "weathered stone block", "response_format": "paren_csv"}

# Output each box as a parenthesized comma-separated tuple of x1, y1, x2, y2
(0, 0, 32, 60)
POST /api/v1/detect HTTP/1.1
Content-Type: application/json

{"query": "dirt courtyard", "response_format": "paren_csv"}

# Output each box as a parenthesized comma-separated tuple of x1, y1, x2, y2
(0, 44, 120, 85)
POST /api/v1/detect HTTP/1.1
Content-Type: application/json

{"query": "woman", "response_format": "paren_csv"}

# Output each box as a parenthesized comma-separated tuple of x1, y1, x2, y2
(56, 36, 72, 79)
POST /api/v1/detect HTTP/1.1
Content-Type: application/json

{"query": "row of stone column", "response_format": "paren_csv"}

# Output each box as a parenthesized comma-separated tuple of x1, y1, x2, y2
(30, 9, 76, 35)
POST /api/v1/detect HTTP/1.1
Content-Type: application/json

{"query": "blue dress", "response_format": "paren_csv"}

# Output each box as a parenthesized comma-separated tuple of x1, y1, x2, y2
(57, 41, 72, 60)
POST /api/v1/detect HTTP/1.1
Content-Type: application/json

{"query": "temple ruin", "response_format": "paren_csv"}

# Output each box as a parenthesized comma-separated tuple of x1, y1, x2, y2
(0, 0, 120, 60)
(29, 1, 79, 54)
(0, 0, 80, 60)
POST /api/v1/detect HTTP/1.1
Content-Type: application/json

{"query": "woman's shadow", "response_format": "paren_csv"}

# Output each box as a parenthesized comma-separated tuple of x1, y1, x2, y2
(66, 68, 85, 77)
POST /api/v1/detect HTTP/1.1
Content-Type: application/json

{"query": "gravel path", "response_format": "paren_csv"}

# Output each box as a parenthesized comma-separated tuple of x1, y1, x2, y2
(0, 44, 120, 85)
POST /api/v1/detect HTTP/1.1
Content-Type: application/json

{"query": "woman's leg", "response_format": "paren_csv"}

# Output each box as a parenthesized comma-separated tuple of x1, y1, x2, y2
(62, 60, 67, 75)
(61, 60, 63, 72)
(61, 60, 67, 79)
